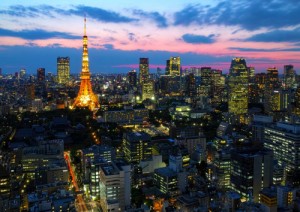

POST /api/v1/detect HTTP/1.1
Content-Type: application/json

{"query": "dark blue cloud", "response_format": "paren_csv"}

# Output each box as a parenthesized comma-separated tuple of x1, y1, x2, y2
(128, 33, 137, 42)
(0, 28, 81, 40)
(0, 5, 65, 18)
(0, 5, 39, 17)
(133, 10, 168, 28)
(103, 44, 114, 50)
(229, 47, 300, 52)
(69, 5, 137, 23)
(174, 0, 300, 30)
(0, 5, 137, 23)
(246, 28, 300, 42)
(182, 34, 216, 44)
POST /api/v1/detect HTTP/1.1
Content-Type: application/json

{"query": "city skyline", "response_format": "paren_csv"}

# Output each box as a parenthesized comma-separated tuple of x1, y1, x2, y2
(1, 0, 300, 74)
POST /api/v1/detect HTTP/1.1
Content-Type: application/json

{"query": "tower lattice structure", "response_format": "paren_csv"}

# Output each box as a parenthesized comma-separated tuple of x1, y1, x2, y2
(72, 18, 99, 111)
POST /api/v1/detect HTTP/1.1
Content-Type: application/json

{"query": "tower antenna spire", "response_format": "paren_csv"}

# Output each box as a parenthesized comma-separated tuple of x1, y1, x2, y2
(84, 14, 86, 36)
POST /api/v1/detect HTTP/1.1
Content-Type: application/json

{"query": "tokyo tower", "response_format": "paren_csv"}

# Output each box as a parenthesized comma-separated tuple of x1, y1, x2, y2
(72, 17, 99, 111)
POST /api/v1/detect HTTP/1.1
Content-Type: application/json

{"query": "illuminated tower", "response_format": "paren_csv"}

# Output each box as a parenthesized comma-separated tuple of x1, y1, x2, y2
(139, 58, 149, 84)
(228, 58, 249, 120)
(72, 18, 99, 110)
(169, 56, 180, 76)
(57, 57, 70, 84)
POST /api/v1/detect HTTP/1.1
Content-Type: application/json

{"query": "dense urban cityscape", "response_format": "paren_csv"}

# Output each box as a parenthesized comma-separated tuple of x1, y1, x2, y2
(1, 1, 300, 212)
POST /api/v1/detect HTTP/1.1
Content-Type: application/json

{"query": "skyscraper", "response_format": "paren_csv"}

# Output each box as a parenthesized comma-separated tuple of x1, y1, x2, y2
(127, 70, 137, 87)
(139, 58, 154, 100)
(264, 67, 281, 115)
(37, 68, 45, 82)
(198, 67, 212, 97)
(20, 69, 26, 78)
(230, 147, 273, 202)
(57, 57, 70, 84)
(185, 73, 196, 97)
(72, 18, 99, 111)
(266, 67, 279, 89)
(264, 121, 300, 172)
(283, 65, 296, 89)
(169, 56, 180, 76)
(123, 132, 152, 163)
(139, 58, 149, 84)
(228, 58, 249, 121)
(165, 59, 170, 75)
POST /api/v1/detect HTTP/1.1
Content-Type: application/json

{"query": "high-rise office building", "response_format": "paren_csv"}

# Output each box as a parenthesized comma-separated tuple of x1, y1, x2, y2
(142, 80, 155, 101)
(127, 70, 137, 87)
(211, 69, 226, 104)
(99, 161, 131, 211)
(185, 73, 196, 97)
(230, 147, 273, 202)
(198, 67, 212, 97)
(72, 18, 99, 110)
(293, 87, 300, 116)
(169, 56, 180, 76)
(213, 150, 231, 190)
(57, 57, 70, 84)
(264, 121, 300, 172)
(20, 69, 26, 78)
(123, 131, 152, 164)
(251, 73, 266, 104)
(26, 84, 35, 101)
(283, 65, 296, 89)
(165, 59, 170, 75)
(139, 58, 154, 100)
(266, 67, 279, 89)
(139, 58, 149, 84)
(228, 58, 249, 119)
(37, 68, 45, 82)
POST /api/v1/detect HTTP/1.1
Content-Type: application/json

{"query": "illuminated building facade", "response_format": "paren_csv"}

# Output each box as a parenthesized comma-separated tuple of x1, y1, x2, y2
(139, 58, 154, 100)
(230, 148, 273, 202)
(293, 87, 300, 116)
(283, 65, 296, 89)
(211, 69, 226, 104)
(139, 58, 149, 84)
(165, 59, 170, 75)
(153, 167, 178, 196)
(37, 68, 45, 82)
(142, 80, 155, 100)
(159, 75, 181, 96)
(198, 67, 212, 97)
(127, 70, 137, 88)
(26, 84, 35, 101)
(0, 165, 10, 199)
(72, 18, 99, 110)
(264, 122, 300, 172)
(228, 58, 249, 120)
(252, 73, 266, 103)
(185, 73, 196, 97)
(99, 161, 131, 211)
(103, 106, 148, 125)
(213, 150, 231, 189)
(169, 56, 180, 76)
(57, 57, 70, 84)
(123, 132, 152, 164)
(20, 69, 26, 78)
(266, 67, 279, 89)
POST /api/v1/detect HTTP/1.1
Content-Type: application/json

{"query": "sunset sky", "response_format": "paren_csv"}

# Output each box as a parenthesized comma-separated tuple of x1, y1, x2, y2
(1, 0, 300, 74)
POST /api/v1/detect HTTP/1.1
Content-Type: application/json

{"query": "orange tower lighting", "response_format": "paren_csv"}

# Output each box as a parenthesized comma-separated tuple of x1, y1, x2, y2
(72, 17, 100, 111)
